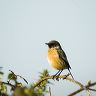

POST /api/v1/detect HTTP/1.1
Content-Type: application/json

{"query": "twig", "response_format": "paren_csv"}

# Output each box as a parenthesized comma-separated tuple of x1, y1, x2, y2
(49, 87, 51, 96)
(17, 75, 28, 84)
(86, 90, 91, 96)
(68, 82, 96, 96)
(1, 81, 15, 88)
(88, 88, 96, 92)
(9, 70, 28, 84)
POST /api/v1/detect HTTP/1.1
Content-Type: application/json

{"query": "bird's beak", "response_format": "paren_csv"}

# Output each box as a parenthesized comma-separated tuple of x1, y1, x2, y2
(45, 43, 48, 45)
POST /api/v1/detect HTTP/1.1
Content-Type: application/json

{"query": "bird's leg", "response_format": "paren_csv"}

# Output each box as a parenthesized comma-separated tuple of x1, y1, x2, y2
(68, 69, 74, 80)
(56, 70, 63, 81)
(52, 70, 60, 79)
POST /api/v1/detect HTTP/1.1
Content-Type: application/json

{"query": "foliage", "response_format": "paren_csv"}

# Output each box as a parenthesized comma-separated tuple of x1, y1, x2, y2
(0, 67, 96, 96)
(0, 68, 50, 96)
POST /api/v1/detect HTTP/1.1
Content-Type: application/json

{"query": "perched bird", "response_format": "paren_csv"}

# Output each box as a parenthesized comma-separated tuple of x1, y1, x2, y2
(45, 40, 74, 79)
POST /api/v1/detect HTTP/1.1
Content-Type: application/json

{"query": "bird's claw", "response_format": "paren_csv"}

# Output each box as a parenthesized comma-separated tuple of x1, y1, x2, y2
(52, 75, 60, 81)
(56, 77, 59, 81)
(52, 75, 56, 80)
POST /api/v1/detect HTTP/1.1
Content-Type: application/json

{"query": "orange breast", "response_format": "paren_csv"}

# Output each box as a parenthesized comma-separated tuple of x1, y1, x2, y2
(47, 48, 66, 70)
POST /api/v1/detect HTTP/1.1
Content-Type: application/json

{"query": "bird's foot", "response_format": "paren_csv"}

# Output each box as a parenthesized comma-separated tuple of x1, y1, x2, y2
(63, 73, 70, 80)
(52, 75, 56, 80)
(55, 74, 61, 81)
(52, 75, 60, 81)
(56, 76, 59, 81)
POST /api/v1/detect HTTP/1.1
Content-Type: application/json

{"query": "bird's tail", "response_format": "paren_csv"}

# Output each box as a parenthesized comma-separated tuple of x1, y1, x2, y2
(68, 69, 74, 80)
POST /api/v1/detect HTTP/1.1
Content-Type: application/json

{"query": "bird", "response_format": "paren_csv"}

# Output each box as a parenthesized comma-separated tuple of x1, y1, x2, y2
(45, 40, 74, 79)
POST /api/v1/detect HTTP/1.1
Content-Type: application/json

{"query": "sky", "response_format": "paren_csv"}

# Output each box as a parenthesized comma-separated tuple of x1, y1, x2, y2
(0, 0, 96, 96)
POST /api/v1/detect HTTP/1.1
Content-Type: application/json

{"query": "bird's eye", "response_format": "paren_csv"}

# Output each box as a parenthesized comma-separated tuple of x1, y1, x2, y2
(54, 45, 59, 49)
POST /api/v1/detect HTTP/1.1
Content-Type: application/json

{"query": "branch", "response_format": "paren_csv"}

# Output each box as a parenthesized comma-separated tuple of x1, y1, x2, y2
(33, 74, 96, 96)
(68, 82, 96, 96)
(33, 74, 83, 88)
(1, 81, 15, 88)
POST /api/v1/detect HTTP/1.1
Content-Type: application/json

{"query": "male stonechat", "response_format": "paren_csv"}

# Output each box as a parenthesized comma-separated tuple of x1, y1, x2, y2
(45, 40, 74, 79)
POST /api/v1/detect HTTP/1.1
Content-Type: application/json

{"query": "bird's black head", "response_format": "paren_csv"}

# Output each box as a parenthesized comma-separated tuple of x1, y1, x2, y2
(45, 40, 61, 48)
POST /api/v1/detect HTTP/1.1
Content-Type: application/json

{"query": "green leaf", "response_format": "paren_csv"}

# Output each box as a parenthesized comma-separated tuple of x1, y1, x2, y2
(0, 72, 4, 75)
(8, 73, 17, 81)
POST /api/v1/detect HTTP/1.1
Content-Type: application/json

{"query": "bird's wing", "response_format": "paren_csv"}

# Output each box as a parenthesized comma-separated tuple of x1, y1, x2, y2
(57, 49, 71, 69)
(57, 48, 74, 79)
